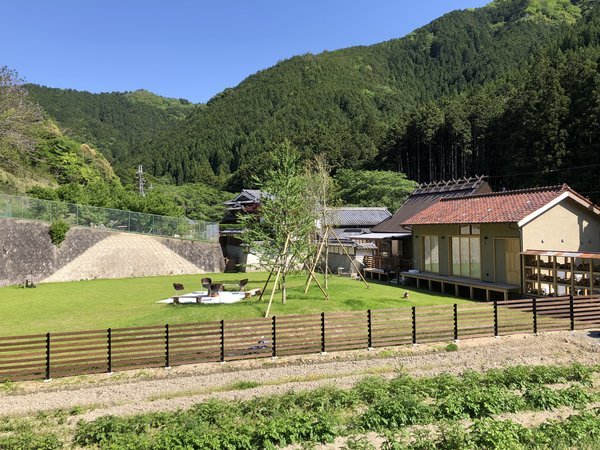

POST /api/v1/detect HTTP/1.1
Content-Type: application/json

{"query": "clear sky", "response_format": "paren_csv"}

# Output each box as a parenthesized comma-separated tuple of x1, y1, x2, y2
(1, 1, 489, 103)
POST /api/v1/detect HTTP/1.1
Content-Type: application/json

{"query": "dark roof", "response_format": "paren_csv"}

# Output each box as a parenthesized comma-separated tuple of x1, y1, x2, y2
(372, 176, 491, 232)
(324, 207, 391, 228)
(403, 184, 596, 225)
(224, 189, 269, 210)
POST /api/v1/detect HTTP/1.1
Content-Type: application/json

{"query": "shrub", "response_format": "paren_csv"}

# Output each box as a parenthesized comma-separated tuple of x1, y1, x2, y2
(0, 432, 63, 450)
(49, 219, 70, 246)
(436, 385, 525, 419)
(360, 389, 432, 430)
(445, 343, 459, 352)
(230, 380, 261, 390)
(469, 418, 537, 450)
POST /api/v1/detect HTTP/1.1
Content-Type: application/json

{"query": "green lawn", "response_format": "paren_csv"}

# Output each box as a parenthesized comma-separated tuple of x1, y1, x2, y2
(0, 272, 468, 337)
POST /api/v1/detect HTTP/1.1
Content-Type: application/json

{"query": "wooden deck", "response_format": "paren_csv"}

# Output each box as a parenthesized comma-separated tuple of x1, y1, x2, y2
(401, 271, 520, 301)
(364, 267, 396, 282)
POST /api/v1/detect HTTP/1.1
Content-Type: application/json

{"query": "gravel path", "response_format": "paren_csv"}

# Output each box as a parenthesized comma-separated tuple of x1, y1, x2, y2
(1, 331, 599, 423)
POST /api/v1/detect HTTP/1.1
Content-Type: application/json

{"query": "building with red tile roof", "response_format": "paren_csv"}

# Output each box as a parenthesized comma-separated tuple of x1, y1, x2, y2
(403, 184, 598, 226)
(399, 185, 600, 300)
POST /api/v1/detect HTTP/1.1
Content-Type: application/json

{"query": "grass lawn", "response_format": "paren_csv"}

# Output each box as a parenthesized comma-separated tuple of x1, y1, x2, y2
(0, 272, 469, 337)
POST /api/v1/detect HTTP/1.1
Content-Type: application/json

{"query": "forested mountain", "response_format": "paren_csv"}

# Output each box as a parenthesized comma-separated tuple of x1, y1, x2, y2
(26, 85, 196, 177)
(379, 2, 600, 198)
(0, 70, 229, 222)
(137, 0, 598, 196)
(0, 67, 117, 194)
(6, 0, 600, 217)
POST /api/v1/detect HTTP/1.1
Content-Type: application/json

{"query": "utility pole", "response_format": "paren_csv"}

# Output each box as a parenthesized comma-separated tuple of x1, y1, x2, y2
(136, 164, 146, 197)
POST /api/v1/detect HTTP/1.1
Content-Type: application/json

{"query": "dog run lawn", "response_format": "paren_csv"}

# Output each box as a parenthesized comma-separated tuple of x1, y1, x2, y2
(0, 272, 470, 337)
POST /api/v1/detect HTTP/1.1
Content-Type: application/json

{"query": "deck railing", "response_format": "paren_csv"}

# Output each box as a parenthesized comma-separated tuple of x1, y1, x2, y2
(363, 255, 412, 272)
(1, 295, 598, 382)
(0, 194, 219, 242)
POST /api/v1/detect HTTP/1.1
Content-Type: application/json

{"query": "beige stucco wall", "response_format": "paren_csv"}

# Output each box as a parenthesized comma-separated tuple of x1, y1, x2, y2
(522, 198, 600, 252)
(411, 223, 519, 282)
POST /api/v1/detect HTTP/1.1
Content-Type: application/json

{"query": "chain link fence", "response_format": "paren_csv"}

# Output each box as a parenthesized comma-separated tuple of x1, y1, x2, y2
(0, 194, 219, 242)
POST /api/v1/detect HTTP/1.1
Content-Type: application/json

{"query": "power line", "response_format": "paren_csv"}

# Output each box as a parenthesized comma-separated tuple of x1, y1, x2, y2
(488, 163, 600, 179)
(491, 163, 600, 178)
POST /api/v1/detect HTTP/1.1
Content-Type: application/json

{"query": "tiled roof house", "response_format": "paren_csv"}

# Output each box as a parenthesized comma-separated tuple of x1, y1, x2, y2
(400, 184, 600, 300)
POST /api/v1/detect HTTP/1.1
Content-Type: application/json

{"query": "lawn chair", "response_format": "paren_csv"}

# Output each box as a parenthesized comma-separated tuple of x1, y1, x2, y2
(172, 283, 185, 305)
(201, 277, 212, 290)
(209, 283, 223, 297)
(238, 279, 249, 292)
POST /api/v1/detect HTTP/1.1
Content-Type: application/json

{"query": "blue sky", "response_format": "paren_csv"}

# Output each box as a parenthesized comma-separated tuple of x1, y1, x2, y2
(1, 1, 489, 103)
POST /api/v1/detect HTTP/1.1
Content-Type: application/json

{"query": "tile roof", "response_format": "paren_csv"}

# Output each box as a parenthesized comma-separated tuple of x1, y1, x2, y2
(403, 184, 579, 225)
(324, 207, 391, 227)
(372, 177, 491, 232)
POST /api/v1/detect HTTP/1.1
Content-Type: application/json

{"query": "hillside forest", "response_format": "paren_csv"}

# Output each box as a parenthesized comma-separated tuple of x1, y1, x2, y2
(2, 0, 600, 222)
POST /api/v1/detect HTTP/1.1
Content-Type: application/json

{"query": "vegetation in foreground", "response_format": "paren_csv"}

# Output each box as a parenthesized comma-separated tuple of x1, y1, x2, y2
(0, 272, 462, 337)
(1, 363, 599, 449)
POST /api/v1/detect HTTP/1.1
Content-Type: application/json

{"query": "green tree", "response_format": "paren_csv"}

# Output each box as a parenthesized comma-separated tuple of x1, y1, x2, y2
(335, 170, 417, 214)
(240, 141, 317, 311)
(0, 66, 43, 168)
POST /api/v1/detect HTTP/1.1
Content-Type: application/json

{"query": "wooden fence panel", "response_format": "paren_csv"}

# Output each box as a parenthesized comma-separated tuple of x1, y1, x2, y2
(0, 334, 46, 381)
(370, 308, 412, 347)
(416, 305, 454, 343)
(1, 295, 599, 382)
(323, 311, 368, 352)
(496, 299, 534, 335)
(110, 326, 165, 371)
(49, 330, 108, 378)
(535, 298, 572, 332)
(275, 314, 322, 356)
(457, 304, 495, 339)
(223, 317, 273, 361)
(169, 322, 222, 365)
(573, 297, 600, 328)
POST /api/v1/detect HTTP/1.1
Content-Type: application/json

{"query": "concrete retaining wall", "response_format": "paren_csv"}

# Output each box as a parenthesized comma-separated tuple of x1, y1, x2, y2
(0, 219, 224, 286)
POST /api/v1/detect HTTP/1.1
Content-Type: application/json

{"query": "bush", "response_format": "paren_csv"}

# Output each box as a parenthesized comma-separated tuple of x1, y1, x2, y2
(48, 219, 70, 246)
(360, 389, 432, 430)
(445, 343, 459, 352)
(0, 432, 63, 450)
(436, 385, 525, 419)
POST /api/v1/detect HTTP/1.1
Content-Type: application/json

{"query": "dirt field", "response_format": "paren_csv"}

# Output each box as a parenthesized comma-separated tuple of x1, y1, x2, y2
(1, 330, 599, 427)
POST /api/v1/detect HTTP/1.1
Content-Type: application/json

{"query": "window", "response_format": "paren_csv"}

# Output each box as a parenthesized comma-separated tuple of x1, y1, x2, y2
(460, 224, 481, 235)
(422, 236, 439, 273)
(452, 236, 481, 279)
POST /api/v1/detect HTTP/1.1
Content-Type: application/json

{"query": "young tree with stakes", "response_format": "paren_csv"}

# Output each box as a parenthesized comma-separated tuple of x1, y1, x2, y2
(239, 141, 319, 317)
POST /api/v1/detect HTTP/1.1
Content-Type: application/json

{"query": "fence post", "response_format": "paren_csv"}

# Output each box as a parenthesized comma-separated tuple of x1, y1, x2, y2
(569, 294, 575, 332)
(321, 312, 326, 354)
(220, 320, 225, 363)
(45, 332, 51, 382)
(272, 316, 277, 359)
(532, 298, 538, 335)
(107, 328, 112, 374)
(412, 306, 417, 345)
(493, 298, 499, 337)
(367, 309, 373, 350)
(165, 324, 171, 368)
(453, 304, 459, 341)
